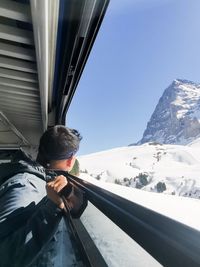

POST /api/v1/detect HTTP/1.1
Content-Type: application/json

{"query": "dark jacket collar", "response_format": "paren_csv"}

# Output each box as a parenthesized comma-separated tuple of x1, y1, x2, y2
(0, 151, 46, 185)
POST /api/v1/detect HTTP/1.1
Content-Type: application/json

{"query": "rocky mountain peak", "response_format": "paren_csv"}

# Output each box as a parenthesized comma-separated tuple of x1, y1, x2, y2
(138, 79, 200, 145)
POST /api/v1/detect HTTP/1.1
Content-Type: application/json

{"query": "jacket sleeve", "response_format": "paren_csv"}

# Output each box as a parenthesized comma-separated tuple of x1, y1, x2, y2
(0, 174, 63, 267)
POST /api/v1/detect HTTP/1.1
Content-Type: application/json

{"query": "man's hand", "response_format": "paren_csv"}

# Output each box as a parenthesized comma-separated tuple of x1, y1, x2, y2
(46, 175, 68, 209)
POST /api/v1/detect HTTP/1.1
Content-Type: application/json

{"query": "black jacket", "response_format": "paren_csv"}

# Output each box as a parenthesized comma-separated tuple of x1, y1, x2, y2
(0, 157, 63, 267)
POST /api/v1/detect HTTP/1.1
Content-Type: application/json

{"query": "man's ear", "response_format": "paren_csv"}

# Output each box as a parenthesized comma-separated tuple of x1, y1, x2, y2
(66, 156, 76, 171)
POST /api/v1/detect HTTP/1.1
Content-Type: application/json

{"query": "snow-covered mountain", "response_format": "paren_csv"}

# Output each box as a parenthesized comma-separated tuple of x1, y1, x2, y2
(78, 140, 200, 199)
(78, 86, 200, 266)
(138, 79, 200, 145)
(78, 83, 200, 266)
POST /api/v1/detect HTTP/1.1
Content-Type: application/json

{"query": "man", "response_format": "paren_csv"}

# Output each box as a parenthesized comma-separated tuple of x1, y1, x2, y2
(0, 125, 84, 267)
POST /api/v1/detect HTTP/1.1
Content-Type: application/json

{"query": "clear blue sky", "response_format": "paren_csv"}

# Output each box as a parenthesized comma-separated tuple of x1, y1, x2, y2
(66, 0, 200, 156)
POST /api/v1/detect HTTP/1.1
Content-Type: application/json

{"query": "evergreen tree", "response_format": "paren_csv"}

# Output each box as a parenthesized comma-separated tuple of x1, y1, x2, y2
(69, 159, 80, 176)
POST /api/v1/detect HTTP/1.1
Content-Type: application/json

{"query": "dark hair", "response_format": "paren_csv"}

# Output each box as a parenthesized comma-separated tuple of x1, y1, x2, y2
(36, 125, 82, 167)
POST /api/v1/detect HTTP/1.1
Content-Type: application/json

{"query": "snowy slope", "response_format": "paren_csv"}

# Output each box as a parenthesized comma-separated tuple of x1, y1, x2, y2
(139, 79, 200, 145)
(78, 141, 200, 199)
(78, 142, 200, 267)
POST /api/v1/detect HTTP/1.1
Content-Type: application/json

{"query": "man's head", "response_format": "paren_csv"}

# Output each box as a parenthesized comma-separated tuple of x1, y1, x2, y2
(36, 125, 82, 170)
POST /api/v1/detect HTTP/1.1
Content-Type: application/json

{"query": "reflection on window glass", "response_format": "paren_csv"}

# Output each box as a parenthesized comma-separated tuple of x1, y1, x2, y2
(81, 202, 162, 267)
